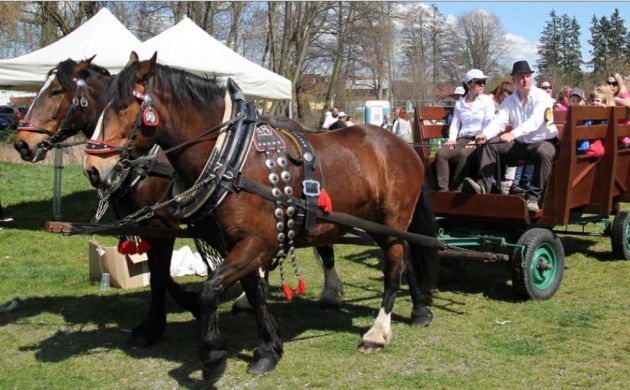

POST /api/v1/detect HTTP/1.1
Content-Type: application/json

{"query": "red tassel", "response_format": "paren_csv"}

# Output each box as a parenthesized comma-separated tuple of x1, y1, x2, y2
(294, 278, 306, 295)
(136, 240, 151, 254)
(318, 188, 333, 214)
(117, 240, 137, 255)
(282, 282, 294, 301)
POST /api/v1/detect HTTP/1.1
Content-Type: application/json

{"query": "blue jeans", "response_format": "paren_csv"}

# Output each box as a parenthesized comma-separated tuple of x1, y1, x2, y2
(514, 164, 534, 188)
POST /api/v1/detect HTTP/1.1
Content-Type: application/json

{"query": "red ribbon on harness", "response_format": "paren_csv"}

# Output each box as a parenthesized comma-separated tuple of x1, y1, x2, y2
(318, 188, 333, 214)
(117, 239, 151, 255)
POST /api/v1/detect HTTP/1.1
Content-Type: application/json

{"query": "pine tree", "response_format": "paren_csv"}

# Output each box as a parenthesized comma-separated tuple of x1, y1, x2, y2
(566, 17, 583, 83)
(589, 15, 609, 74)
(608, 8, 627, 67)
(537, 10, 561, 80)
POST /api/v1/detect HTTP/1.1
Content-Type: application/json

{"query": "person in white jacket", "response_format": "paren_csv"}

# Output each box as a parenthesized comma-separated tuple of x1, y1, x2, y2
(435, 69, 495, 191)
(392, 108, 413, 143)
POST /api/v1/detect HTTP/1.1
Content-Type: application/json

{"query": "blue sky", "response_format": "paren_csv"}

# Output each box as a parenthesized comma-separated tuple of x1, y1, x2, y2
(430, 1, 630, 70)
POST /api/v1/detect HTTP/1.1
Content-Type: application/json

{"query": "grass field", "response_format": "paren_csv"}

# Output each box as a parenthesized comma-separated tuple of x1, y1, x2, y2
(0, 162, 629, 389)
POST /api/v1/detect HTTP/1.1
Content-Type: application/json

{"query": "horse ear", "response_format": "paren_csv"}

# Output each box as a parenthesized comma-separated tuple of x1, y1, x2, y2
(127, 51, 139, 66)
(74, 56, 95, 73)
(136, 52, 157, 82)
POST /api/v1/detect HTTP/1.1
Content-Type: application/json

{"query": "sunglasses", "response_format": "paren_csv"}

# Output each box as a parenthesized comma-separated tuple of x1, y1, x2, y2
(540, 85, 552, 90)
(472, 79, 486, 86)
(607, 81, 618, 86)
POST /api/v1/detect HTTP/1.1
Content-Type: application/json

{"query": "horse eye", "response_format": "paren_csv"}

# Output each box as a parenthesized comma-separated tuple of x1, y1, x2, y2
(51, 89, 64, 96)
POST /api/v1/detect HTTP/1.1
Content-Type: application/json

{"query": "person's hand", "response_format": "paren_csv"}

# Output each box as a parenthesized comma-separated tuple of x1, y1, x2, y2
(445, 139, 456, 149)
(467, 134, 486, 149)
(500, 131, 515, 143)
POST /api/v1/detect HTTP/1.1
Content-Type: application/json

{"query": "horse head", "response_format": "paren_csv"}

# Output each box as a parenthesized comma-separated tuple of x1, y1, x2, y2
(84, 51, 226, 190)
(14, 56, 112, 162)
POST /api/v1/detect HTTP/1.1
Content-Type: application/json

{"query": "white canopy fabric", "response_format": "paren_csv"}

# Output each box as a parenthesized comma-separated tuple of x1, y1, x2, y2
(136, 18, 292, 101)
(0, 8, 141, 91)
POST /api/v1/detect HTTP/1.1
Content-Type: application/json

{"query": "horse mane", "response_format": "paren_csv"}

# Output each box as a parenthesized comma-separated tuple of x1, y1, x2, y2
(110, 61, 226, 117)
(50, 58, 111, 92)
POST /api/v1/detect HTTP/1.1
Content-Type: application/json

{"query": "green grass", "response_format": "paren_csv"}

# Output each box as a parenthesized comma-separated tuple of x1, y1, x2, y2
(1, 162, 629, 389)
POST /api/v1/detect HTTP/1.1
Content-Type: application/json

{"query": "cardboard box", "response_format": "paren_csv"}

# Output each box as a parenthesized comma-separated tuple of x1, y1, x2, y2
(88, 240, 150, 289)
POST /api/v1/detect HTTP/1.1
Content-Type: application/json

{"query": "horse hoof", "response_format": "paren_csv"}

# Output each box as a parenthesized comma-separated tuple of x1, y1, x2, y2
(248, 354, 280, 376)
(200, 350, 228, 382)
(410, 307, 433, 327)
(358, 341, 384, 353)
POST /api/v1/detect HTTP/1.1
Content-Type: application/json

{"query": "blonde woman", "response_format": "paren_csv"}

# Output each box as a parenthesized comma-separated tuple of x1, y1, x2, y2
(606, 72, 629, 99)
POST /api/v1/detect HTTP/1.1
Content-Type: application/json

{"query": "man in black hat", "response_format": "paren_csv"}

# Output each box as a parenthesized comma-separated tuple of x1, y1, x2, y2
(463, 60, 558, 213)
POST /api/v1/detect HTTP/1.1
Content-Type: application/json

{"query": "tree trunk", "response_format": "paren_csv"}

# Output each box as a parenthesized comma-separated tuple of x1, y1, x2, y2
(320, 2, 356, 127)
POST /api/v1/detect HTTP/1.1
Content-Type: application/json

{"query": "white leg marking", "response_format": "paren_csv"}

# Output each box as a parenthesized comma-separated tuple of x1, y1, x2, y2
(362, 308, 392, 346)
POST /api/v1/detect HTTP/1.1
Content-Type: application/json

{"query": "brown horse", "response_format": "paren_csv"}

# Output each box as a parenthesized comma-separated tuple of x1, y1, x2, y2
(13, 58, 201, 347)
(84, 53, 438, 378)
(15, 57, 344, 348)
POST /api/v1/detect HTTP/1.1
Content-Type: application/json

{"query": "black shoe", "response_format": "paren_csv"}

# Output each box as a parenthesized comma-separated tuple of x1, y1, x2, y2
(510, 185, 527, 196)
(462, 178, 484, 194)
(0, 213, 13, 223)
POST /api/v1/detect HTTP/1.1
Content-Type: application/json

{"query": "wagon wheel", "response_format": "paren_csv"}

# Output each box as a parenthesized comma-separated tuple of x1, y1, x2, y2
(611, 211, 630, 260)
(511, 228, 564, 300)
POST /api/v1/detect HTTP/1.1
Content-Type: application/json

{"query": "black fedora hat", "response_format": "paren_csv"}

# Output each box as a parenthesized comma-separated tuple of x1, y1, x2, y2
(511, 60, 534, 75)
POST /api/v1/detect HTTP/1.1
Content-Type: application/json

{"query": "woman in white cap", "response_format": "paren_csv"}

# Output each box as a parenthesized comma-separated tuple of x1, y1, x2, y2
(435, 69, 495, 191)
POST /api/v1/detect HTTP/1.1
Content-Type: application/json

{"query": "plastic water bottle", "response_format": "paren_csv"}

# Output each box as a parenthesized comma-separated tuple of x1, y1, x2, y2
(100, 273, 110, 291)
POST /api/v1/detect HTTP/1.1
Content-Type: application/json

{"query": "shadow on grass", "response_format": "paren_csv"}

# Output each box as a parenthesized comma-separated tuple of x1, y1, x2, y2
(437, 260, 518, 303)
(560, 236, 612, 261)
(1, 282, 412, 389)
(2, 190, 107, 231)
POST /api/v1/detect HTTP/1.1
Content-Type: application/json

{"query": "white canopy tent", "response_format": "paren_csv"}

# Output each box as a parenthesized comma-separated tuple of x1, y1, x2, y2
(0, 8, 141, 91)
(135, 17, 292, 101)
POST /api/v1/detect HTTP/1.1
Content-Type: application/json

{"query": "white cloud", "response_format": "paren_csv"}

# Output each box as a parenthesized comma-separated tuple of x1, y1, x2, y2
(503, 33, 539, 69)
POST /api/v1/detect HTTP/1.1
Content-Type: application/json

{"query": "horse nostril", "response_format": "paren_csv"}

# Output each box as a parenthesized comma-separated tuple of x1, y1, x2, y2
(87, 167, 101, 187)
(14, 141, 32, 160)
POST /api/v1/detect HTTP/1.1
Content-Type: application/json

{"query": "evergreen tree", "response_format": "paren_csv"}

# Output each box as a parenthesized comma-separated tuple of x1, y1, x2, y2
(537, 10, 561, 80)
(589, 15, 609, 74)
(537, 10, 582, 84)
(608, 8, 627, 66)
(566, 17, 583, 83)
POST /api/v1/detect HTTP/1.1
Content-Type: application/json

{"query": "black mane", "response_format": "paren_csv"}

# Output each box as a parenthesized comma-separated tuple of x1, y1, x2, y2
(110, 61, 226, 116)
(51, 58, 111, 92)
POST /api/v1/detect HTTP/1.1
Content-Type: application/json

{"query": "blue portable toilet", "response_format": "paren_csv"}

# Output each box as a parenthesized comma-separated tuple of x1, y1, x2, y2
(364, 100, 390, 126)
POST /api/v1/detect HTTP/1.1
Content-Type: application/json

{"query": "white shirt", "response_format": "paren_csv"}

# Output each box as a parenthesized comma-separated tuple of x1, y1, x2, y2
(482, 86, 558, 143)
(393, 118, 413, 143)
(448, 93, 495, 141)
(322, 114, 338, 129)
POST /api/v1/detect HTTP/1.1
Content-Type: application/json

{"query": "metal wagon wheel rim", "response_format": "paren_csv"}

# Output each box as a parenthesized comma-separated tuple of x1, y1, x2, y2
(530, 243, 557, 289)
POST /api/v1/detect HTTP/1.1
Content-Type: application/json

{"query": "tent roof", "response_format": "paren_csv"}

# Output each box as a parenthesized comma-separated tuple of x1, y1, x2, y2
(0, 8, 141, 91)
(136, 18, 292, 101)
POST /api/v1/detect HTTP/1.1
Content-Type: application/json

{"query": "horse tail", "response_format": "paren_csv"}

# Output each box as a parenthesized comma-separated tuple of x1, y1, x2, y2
(408, 180, 440, 305)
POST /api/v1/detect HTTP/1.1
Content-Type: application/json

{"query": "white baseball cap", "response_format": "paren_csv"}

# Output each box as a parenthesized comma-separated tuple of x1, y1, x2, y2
(463, 69, 490, 83)
(338, 111, 348, 118)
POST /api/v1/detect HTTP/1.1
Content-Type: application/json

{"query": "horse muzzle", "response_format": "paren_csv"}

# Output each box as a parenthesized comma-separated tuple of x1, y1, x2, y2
(14, 140, 37, 162)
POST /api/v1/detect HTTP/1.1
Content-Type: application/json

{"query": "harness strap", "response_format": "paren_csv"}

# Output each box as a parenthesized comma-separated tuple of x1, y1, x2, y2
(233, 175, 446, 249)
(285, 130, 319, 232)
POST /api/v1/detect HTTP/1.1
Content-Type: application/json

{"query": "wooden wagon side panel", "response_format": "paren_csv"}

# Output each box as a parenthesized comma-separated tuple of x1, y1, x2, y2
(612, 107, 630, 209)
